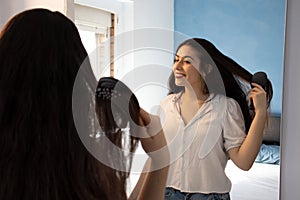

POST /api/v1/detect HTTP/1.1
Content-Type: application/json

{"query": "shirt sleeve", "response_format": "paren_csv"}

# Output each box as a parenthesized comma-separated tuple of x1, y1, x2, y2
(223, 98, 246, 151)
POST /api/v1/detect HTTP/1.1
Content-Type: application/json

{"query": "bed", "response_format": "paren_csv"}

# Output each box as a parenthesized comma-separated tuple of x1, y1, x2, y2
(225, 160, 280, 200)
(225, 115, 281, 200)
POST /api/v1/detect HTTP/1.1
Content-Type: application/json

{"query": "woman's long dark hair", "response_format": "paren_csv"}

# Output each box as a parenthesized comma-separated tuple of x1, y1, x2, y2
(169, 38, 273, 131)
(95, 77, 140, 172)
(0, 8, 130, 200)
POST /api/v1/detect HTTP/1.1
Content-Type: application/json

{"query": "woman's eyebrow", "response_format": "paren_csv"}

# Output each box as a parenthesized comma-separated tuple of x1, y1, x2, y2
(175, 54, 194, 60)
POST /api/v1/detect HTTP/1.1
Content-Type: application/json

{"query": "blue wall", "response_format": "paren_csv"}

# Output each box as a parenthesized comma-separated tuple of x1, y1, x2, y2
(174, 0, 286, 115)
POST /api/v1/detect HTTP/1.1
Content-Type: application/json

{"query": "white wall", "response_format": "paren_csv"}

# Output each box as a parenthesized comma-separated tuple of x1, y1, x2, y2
(132, 0, 174, 112)
(280, 0, 300, 199)
(0, 1, 25, 28)
(0, 0, 69, 28)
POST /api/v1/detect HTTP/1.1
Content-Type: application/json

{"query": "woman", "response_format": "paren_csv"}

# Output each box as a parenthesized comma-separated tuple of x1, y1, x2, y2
(0, 8, 168, 200)
(131, 38, 273, 200)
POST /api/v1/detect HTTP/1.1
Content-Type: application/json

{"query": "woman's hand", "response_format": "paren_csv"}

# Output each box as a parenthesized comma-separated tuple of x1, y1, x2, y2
(139, 108, 166, 152)
(138, 108, 169, 168)
(249, 83, 267, 113)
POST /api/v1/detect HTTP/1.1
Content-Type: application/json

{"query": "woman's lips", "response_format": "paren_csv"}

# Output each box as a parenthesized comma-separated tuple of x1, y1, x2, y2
(175, 73, 185, 78)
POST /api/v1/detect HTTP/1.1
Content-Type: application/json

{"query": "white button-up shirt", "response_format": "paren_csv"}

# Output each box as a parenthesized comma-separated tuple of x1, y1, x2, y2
(157, 92, 246, 193)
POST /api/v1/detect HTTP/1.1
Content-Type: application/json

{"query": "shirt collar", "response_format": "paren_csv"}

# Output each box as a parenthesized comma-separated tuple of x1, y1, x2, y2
(171, 91, 217, 104)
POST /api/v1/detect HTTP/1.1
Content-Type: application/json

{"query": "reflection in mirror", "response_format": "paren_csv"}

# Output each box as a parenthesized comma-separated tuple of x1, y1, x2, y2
(75, 0, 286, 199)
(174, 1, 285, 200)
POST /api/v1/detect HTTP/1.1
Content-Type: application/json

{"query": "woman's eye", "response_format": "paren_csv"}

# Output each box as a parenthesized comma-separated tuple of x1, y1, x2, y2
(184, 60, 191, 64)
(174, 59, 179, 63)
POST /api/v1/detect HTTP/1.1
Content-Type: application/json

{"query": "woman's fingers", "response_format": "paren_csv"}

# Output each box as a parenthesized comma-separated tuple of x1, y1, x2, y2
(249, 83, 267, 111)
(138, 108, 167, 153)
(139, 108, 162, 137)
(139, 108, 151, 126)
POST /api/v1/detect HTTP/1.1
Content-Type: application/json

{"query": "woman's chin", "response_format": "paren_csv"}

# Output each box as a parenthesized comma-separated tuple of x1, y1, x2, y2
(175, 80, 185, 87)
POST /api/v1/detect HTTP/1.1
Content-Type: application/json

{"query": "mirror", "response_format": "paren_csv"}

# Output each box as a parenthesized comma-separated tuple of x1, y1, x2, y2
(74, 0, 286, 199)
(172, 1, 285, 199)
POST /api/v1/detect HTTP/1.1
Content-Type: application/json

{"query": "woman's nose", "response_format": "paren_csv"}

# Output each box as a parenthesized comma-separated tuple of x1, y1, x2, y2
(174, 60, 182, 70)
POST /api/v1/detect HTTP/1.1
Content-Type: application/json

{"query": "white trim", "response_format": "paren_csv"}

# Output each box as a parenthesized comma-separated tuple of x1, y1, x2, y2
(75, 3, 111, 28)
(75, 20, 108, 34)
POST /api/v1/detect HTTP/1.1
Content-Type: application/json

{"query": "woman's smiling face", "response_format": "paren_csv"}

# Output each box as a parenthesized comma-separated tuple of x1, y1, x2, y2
(173, 45, 204, 88)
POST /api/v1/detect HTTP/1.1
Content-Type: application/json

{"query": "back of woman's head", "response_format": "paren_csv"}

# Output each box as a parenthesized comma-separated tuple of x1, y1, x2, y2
(168, 38, 273, 131)
(0, 8, 117, 200)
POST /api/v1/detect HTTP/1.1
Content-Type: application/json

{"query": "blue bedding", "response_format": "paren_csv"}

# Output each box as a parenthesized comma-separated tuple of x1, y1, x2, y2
(255, 144, 280, 164)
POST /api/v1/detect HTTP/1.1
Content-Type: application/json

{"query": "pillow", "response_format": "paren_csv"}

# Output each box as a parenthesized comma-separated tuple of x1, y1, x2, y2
(255, 144, 280, 165)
